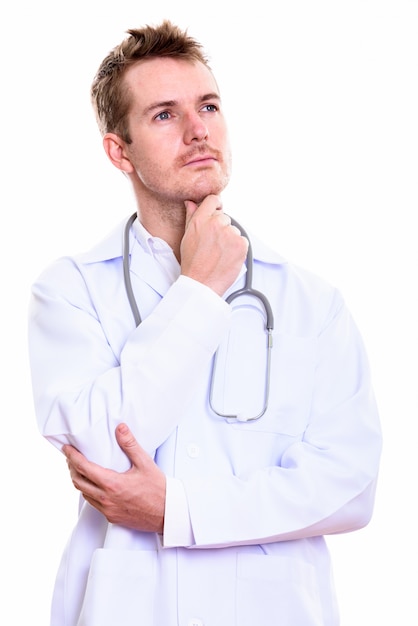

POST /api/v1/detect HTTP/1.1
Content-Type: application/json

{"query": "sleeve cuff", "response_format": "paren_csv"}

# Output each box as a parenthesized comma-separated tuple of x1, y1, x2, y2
(162, 476, 195, 548)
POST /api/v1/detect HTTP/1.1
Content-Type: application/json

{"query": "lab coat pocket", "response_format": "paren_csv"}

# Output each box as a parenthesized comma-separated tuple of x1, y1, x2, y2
(236, 553, 323, 626)
(77, 548, 156, 626)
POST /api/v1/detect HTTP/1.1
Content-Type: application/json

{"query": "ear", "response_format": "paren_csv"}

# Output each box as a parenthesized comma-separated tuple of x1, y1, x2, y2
(103, 133, 134, 173)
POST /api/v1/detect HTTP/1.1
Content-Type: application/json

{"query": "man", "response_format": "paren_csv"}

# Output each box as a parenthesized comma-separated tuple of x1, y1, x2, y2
(28, 20, 382, 626)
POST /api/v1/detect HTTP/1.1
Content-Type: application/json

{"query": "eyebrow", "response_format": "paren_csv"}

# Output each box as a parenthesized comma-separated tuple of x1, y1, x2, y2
(143, 92, 221, 116)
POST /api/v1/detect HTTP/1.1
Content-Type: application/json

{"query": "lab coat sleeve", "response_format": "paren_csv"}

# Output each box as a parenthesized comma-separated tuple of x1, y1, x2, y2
(28, 259, 231, 469)
(170, 296, 382, 546)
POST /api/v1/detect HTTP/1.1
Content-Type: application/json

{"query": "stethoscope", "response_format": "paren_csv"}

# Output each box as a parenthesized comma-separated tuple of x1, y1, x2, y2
(123, 213, 274, 421)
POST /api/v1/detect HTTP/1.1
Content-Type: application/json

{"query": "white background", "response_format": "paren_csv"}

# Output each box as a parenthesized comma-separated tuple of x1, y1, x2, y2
(1, 1, 417, 624)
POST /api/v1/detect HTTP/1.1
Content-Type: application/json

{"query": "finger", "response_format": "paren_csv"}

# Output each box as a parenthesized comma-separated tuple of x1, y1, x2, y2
(115, 423, 146, 467)
(80, 492, 104, 511)
(62, 444, 84, 466)
(230, 224, 244, 237)
(192, 194, 223, 219)
(218, 213, 231, 226)
(66, 456, 99, 495)
(63, 444, 111, 486)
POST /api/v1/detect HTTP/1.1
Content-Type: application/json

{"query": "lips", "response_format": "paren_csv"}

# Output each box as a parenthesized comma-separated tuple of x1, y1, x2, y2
(185, 154, 216, 166)
(181, 148, 220, 167)
(186, 156, 216, 167)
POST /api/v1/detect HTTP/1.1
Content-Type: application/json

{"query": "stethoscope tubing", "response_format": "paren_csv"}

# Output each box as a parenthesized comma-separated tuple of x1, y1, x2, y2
(123, 213, 274, 330)
(123, 213, 142, 327)
(122, 213, 274, 421)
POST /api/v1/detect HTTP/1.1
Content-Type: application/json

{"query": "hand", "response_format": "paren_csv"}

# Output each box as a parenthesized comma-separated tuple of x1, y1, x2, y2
(62, 424, 166, 533)
(180, 195, 249, 296)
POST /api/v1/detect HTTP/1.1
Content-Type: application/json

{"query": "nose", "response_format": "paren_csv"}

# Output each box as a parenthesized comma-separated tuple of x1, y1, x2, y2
(183, 111, 209, 144)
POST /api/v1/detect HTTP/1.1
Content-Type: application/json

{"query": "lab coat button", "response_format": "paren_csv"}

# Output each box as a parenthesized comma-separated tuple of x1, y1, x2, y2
(187, 443, 200, 458)
(188, 620, 204, 626)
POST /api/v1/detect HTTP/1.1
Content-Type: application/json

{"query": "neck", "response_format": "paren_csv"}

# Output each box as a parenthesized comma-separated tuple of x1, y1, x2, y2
(136, 202, 186, 262)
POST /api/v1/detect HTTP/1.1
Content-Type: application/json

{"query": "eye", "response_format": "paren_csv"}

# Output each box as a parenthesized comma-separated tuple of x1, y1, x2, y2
(155, 110, 171, 121)
(202, 103, 218, 113)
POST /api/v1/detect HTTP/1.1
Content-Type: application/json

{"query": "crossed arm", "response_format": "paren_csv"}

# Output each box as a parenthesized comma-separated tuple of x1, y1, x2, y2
(63, 423, 166, 534)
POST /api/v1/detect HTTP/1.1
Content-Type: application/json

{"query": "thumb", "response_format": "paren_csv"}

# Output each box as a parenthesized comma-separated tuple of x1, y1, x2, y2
(184, 200, 198, 228)
(115, 423, 143, 466)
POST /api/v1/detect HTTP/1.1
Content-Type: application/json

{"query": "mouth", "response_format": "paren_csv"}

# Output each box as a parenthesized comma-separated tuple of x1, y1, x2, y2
(184, 155, 217, 167)
(182, 149, 219, 168)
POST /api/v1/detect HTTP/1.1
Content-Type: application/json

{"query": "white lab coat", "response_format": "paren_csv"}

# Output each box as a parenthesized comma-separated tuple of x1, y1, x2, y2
(28, 217, 382, 626)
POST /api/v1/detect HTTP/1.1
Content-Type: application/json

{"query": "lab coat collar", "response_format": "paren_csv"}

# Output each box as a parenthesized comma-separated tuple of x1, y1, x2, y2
(245, 231, 287, 266)
(76, 215, 287, 267)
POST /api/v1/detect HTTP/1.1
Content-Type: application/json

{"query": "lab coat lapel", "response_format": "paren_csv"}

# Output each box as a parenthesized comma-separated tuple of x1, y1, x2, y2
(128, 240, 173, 298)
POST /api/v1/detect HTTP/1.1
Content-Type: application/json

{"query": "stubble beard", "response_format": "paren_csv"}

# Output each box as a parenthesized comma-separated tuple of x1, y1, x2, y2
(155, 176, 229, 229)
(133, 147, 232, 228)
(144, 170, 231, 228)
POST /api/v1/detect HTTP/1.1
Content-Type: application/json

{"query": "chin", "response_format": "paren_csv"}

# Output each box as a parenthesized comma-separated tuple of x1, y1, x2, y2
(190, 178, 230, 204)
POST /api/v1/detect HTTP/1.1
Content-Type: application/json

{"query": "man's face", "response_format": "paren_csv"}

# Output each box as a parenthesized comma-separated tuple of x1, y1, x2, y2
(121, 57, 232, 206)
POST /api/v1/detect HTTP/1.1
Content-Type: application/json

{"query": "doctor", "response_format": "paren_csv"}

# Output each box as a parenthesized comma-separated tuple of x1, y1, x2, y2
(28, 20, 382, 626)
